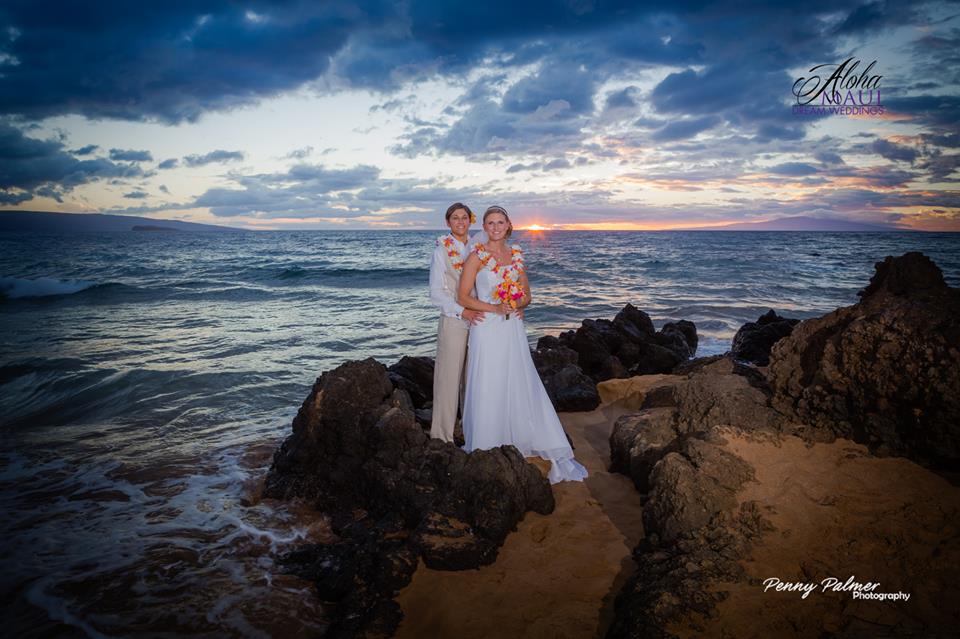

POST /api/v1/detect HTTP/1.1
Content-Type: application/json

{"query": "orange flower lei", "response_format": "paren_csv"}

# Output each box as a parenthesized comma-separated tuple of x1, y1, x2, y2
(439, 234, 465, 271)
(475, 243, 526, 309)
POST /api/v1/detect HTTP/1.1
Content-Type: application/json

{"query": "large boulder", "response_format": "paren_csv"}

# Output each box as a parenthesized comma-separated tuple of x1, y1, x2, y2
(531, 342, 601, 411)
(609, 356, 787, 494)
(642, 435, 755, 543)
(731, 309, 800, 366)
(387, 355, 434, 409)
(768, 252, 960, 468)
(534, 304, 698, 407)
(264, 358, 554, 636)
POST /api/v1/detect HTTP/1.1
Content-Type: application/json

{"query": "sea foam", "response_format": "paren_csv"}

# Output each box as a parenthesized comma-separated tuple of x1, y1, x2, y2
(0, 276, 95, 299)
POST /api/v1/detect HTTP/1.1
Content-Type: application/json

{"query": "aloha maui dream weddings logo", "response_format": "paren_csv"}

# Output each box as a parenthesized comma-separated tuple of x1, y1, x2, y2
(763, 576, 911, 602)
(792, 57, 884, 116)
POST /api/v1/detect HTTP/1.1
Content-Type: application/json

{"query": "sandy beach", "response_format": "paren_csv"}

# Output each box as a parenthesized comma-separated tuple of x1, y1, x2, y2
(394, 381, 669, 638)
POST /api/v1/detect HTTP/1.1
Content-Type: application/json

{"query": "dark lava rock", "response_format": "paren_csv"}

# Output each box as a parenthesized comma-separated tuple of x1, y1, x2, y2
(609, 356, 785, 496)
(642, 436, 755, 542)
(387, 355, 434, 408)
(607, 501, 774, 639)
(540, 364, 601, 412)
(599, 354, 630, 380)
(731, 309, 800, 366)
(768, 252, 960, 469)
(614, 303, 656, 338)
(634, 341, 684, 375)
(531, 304, 698, 411)
(414, 407, 432, 428)
(557, 304, 698, 381)
(660, 320, 698, 358)
(264, 358, 554, 637)
(609, 408, 680, 493)
(531, 344, 601, 412)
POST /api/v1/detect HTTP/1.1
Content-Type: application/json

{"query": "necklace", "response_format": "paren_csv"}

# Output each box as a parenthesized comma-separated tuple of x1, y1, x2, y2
(487, 243, 511, 264)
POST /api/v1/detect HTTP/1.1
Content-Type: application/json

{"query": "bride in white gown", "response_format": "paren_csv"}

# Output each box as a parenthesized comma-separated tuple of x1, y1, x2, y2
(456, 206, 588, 484)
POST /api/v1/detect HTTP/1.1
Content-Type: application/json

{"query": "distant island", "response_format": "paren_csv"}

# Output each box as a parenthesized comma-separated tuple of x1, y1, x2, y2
(0, 211, 237, 233)
(132, 225, 181, 232)
(684, 215, 912, 232)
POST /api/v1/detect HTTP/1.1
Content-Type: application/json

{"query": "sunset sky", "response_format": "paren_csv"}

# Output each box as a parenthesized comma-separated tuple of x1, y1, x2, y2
(1, 1, 958, 230)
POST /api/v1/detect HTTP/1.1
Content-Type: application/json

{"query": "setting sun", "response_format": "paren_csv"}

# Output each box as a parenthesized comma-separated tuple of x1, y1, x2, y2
(524, 224, 549, 231)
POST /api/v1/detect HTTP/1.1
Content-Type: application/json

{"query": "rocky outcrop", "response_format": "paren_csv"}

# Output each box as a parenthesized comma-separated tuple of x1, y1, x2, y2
(609, 426, 960, 638)
(731, 309, 800, 365)
(608, 356, 787, 494)
(264, 358, 554, 637)
(768, 252, 960, 469)
(642, 433, 755, 543)
(607, 499, 774, 639)
(534, 303, 697, 411)
(606, 253, 960, 638)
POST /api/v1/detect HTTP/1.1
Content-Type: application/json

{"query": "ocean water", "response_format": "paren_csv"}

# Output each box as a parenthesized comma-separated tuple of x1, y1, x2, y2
(1, 229, 958, 636)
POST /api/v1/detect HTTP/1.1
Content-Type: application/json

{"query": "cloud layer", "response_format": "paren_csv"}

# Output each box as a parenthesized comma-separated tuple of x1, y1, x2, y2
(1, 1, 957, 229)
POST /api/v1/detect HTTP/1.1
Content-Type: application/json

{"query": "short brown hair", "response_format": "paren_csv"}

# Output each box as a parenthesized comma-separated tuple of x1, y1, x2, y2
(445, 202, 473, 221)
(483, 205, 513, 238)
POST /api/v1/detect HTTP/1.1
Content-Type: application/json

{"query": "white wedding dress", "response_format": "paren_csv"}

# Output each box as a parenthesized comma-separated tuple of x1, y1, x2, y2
(461, 246, 589, 484)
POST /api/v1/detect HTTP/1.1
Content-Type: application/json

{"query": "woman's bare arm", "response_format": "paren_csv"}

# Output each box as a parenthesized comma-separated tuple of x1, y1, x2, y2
(517, 271, 532, 309)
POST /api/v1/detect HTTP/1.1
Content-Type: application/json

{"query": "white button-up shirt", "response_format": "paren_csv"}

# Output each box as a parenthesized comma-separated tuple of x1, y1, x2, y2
(429, 232, 482, 319)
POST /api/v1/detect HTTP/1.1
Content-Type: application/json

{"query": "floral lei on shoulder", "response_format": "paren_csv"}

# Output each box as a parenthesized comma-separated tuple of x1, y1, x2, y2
(438, 233, 465, 271)
(474, 242, 526, 309)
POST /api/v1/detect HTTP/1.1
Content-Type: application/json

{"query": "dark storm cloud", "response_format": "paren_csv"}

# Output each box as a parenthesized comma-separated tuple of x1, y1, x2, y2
(605, 87, 640, 110)
(183, 150, 245, 167)
(768, 162, 820, 176)
(650, 115, 720, 142)
(109, 148, 154, 162)
(920, 132, 960, 148)
(883, 95, 960, 131)
(0, 1, 389, 122)
(0, 0, 950, 140)
(918, 151, 960, 182)
(0, 0, 686, 123)
(501, 61, 599, 116)
(871, 139, 919, 163)
(71, 144, 99, 155)
(833, 0, 923, 35)
(814, 150, 845, 165)
(506, 163, 541, 173)
(0, 123, 143, 202)
(396, 1, 913, 160)
(542, 158, 570, 170)
(391, 96, 588, 158)
(192, 162, 381, 216)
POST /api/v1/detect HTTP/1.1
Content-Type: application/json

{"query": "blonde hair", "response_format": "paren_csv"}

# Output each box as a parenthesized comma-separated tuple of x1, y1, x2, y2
(482, 205, 512, 238)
